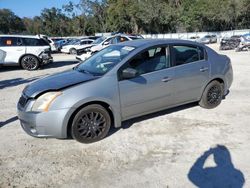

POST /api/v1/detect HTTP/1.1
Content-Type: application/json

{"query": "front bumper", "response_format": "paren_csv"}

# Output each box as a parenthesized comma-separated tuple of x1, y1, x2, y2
(17, 104, 70, 139)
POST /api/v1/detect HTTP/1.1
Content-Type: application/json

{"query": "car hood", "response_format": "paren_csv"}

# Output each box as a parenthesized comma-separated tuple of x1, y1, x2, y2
(23, 69, 98, 98)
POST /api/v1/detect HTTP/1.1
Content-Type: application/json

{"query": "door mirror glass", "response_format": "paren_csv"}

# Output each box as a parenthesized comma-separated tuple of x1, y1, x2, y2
(122, 68, 138, 79)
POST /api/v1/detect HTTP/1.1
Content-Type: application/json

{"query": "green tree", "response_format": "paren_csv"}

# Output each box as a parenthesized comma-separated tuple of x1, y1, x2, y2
(0, 9, 26, 34)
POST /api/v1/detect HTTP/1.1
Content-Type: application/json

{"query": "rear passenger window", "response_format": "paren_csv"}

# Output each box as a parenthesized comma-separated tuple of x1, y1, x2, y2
(22, 38, 39, 46)
(22, 38, 48, 46)
(38, 39, 49, 46)
(172, 45, 205, 66)
(0, 37, 19, 46)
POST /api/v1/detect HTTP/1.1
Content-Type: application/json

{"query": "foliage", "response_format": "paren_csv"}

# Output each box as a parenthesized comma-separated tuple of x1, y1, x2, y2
(0, 0, 249, 36)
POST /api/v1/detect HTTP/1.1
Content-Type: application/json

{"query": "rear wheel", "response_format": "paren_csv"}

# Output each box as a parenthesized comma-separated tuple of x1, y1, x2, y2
(199, 81, 223, 109)
(20, 55, 40, 71)
(71, 104, 111, 143)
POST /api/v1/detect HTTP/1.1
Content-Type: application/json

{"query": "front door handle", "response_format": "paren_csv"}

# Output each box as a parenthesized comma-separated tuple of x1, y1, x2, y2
(200, 67, 209, 72)
(162, 77, 172, 82)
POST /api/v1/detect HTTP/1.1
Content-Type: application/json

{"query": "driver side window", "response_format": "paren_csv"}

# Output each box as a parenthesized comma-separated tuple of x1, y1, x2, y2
(125, 46, 170, 75)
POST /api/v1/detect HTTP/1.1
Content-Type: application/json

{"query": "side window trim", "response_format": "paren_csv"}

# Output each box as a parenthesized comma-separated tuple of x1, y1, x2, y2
(118, 45, 170, 81)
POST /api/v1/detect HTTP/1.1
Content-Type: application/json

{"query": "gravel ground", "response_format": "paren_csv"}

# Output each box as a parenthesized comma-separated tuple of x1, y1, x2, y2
(0, 46, 250, 188)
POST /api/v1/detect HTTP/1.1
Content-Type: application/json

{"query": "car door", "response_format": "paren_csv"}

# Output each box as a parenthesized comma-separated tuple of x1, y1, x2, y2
(0, 37, 25, 64)
(118, 46, 175, 119)
(170, 44, 209, 104)
(22, 38, 49, 56)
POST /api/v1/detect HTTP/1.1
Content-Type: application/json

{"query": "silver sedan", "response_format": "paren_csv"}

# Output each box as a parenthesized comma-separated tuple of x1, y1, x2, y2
(17, 39, 233, 143)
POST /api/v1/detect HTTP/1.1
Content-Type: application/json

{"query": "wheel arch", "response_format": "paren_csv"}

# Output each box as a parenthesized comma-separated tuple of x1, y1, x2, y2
(66, 100, 115, 138)
(200, 77, 225, 100)
(18, 53, 41, 66)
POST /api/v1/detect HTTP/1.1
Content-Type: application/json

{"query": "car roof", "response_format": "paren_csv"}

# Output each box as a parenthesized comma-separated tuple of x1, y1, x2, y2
(116, 39, 205, 48)
(0, 34, 40, 39)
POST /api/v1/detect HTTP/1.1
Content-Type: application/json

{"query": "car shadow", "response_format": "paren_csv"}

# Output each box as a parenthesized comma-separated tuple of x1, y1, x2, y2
(188, 145, 245, 188)
(0, 76, 41, 89)
(0, 60, 79, 72)
(44, 60, 79, 69)
(0, 66, 22, 72)
(107, 102, 198, 137)
(0, 116, 18, 128)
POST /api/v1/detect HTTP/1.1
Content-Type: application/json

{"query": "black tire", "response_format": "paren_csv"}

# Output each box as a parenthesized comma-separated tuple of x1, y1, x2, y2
(235, 47, 240, 52)
(69, 48, 77, 55)
(71, 104, 111, 143)
(199, 81, 224, 109)
(20, 55, 40, 70)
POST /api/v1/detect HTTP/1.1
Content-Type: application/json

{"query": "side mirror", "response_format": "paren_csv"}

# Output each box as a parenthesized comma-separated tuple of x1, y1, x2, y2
(103, 41, 110, 46)
(122, 68, 138, 79)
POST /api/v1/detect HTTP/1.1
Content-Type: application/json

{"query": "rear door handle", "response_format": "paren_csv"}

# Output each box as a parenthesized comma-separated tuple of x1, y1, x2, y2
(162, 77, 172, 82)
(200, 67, 209, 72)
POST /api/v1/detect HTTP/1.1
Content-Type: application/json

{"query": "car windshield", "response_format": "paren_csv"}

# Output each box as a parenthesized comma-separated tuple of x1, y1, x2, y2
(92, 37, 106, 44)
(75, 45, 136, 76)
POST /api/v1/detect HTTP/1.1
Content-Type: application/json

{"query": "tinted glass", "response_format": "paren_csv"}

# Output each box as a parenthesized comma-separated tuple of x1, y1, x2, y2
(172, 45, 205, 66)
(92, 37, 105, 44)
(75, 45, 135, 76)
(124, 46, 169, 75)
(80, 40, 93, 45)
(104, 37, 114, 45)
(0, 37, 19, 46)
(22, 38, 49, 46)
(118, 36, 129, 43)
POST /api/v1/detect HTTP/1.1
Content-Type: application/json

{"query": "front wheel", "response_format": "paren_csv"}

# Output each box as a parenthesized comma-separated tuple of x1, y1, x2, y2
(199, 81, 223, 109)
(71, 104, 111, 143)
(69, 48, 77, 55)
(20, 55, 40, 71)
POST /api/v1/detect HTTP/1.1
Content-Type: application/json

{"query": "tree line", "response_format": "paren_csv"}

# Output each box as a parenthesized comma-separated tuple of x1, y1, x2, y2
(0, 0, 249, 36)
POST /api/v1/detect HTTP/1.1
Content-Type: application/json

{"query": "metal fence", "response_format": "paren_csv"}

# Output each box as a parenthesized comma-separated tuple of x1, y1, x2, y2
(141, 29, 250, 41)
(96, 29, 250, 42)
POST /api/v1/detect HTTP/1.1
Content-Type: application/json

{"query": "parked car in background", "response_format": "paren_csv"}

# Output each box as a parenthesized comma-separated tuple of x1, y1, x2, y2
(61, 39, 94, 54)
(76, 34, 144, 61)
(18, 39, 233, 143)
(76, 37, 106, 56)
(90, 34, 144, 54)
(54, 39, 68, 51)
(236, 34, 250, 52)
(189, 36, 200, 42)
(86, 36, 100, 40)
(0, 35, 52, 70)
(220, 35, 241, 50)
(198, 35, 217, 44)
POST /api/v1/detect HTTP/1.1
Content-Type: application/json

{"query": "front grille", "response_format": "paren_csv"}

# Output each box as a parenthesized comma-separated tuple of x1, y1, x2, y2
(19, 95, 28, 108)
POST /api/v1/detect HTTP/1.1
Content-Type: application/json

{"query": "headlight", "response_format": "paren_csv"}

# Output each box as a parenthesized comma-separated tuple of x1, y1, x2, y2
(31, 92, 62, 112)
